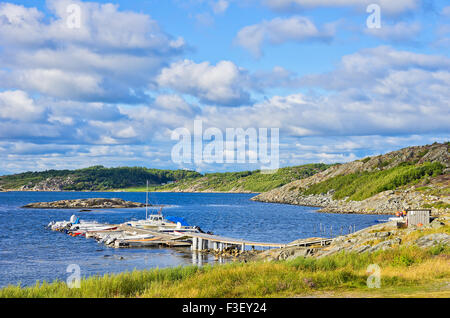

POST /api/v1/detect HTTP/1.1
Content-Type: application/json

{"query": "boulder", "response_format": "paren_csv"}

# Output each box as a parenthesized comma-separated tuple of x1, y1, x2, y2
(367, 238, 402, 253)
(415, 234, 450, 248)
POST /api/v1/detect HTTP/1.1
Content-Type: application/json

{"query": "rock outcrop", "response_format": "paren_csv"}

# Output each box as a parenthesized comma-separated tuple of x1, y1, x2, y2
(19, 177, 76, 191)
(253, 142, 449, 215)
(22, 198, 146, 209)
(248, 215, 449, 262)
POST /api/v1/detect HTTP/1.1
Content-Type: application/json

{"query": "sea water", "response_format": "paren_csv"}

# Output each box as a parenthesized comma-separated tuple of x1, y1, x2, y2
(0, 191, 384, 287)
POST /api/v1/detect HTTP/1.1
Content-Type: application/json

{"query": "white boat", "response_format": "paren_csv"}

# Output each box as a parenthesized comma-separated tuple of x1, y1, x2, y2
(100, 233, 155, 245)
(388, 217, 405, 222)
(125, 181, 200, 233)
(127, 212, 179, 229)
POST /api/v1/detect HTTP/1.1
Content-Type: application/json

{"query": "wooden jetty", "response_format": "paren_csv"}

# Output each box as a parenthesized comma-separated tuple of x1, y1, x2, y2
(50, 220, 333, 252)
(173, 232, 333, 252)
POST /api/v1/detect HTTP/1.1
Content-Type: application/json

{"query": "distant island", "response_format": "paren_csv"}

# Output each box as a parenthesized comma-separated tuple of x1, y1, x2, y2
(1, 142, 449, 215)
(22, 198, 146, 209)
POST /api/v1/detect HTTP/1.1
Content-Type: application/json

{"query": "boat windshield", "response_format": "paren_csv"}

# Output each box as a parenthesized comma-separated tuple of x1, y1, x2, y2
(149, 215, 163, 221)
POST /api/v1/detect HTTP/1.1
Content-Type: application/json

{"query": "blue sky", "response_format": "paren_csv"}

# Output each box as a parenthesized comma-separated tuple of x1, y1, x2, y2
(0, 0, 449, 174)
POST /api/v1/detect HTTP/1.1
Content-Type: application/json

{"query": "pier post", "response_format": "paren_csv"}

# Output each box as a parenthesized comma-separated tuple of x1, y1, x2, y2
(199, 238, 203, 251)
(219, 243, 224, 252)
(241, 243, 245, 252)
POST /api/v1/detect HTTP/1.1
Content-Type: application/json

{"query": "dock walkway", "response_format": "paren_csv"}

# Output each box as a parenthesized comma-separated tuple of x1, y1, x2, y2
(55, 221, 333, 252)
(175, 232, 333, 252)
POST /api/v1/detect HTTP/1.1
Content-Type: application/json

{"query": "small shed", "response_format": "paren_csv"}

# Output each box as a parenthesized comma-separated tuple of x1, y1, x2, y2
(407, 209, 431, 227)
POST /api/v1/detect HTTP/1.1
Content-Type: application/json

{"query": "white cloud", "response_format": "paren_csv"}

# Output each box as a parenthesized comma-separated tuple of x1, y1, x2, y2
(0, 1, 185, 103)
(365, 22, 422, 43)
(235, 16, 335, 57)
(8, 69, 103, 100)
(300, 46, 450, 90)
(0, 90, 44, 122)
(262, 0, 421, 15)
(198, 46, 450, 138)
(157, 59, 251, 106)
(212, 0, 229, 14)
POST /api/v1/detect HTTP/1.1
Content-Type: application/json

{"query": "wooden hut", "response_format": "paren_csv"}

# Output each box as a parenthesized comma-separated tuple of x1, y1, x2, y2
(407, 209, 431, 227)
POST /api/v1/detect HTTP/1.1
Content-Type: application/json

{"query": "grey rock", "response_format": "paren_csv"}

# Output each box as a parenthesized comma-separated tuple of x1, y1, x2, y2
(429, 219, 445, 229)
(353, 245, 372, 253)
(415, 234, 450, 248)
(367, 238, 402, 253)
(375, 231, 391, 238)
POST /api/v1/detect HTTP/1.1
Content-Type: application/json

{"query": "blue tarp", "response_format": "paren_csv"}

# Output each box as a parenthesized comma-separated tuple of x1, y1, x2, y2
(165, 216, 190, 227)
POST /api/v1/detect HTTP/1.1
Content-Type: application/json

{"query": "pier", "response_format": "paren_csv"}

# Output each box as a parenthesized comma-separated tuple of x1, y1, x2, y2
(49, 219, 333, 253)
(175, 232, 333, 252)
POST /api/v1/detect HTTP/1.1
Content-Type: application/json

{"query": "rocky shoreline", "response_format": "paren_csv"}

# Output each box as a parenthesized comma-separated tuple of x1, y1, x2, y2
(252, 188, 448, 215)
(239, 216, 450, 262)
(22, 198, 146, 209)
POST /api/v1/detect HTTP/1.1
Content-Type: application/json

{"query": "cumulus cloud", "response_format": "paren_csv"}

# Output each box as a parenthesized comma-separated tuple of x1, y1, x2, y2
(262, 0, 421, 15)
(0, 1, 447, 175)
(364, 22, 422, 43)
(197, 46, 450, 138)
(157, 59, 251, 106)
(235, 16, 335, 57)
(0, 90, 44, 122)
(0, 1, 185, 103)
(300, 46, 450, 90)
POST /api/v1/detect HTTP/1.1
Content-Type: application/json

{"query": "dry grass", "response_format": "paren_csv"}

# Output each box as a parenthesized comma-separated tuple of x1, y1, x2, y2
(1, 243, 448, 298)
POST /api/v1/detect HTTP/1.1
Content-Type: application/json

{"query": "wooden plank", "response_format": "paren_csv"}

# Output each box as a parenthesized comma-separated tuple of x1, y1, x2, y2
(181, 232, 286, 248)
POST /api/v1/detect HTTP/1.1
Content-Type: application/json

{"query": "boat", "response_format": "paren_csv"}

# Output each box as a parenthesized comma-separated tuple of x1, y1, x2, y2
(388, 217, 405, 222)
(125, 181, 201, 234)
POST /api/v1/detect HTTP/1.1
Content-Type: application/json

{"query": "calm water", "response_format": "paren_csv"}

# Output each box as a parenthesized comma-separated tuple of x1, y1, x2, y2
(0, 191, 386, 287)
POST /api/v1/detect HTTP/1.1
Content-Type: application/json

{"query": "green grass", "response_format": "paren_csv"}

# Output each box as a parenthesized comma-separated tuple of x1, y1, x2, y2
(423, 202, 450, 209)
(302, 162, 445, 201)
(146, 164, 331, 193)
(1, 245, 448, 298)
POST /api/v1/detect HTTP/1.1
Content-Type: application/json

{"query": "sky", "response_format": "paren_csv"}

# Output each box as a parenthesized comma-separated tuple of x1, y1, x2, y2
(0, 0, 449, 175)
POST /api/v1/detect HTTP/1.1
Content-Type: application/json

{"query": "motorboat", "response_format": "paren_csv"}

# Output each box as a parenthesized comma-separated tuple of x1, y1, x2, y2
(125, 181, 200, 233)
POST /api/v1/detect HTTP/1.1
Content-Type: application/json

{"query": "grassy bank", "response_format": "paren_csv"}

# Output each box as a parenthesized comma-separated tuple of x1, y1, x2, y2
(2, 244, 448, 298)
(302, 162, 445, 201)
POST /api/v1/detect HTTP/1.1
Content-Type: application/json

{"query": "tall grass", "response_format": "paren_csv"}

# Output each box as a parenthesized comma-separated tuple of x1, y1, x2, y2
(1, 244, 448, 298)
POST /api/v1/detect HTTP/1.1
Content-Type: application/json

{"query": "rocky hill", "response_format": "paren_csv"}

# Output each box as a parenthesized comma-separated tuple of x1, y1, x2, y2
(152, 164, 330, 193)
(253, 142, 449, 215)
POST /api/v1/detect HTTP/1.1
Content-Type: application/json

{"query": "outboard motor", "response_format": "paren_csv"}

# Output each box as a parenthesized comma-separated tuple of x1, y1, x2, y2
(194, 226, 205, 234)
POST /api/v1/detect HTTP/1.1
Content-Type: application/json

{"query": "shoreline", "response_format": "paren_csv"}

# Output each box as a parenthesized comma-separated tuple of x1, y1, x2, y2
(6, 189, 402, 215)
(2, 215, 448, 297)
